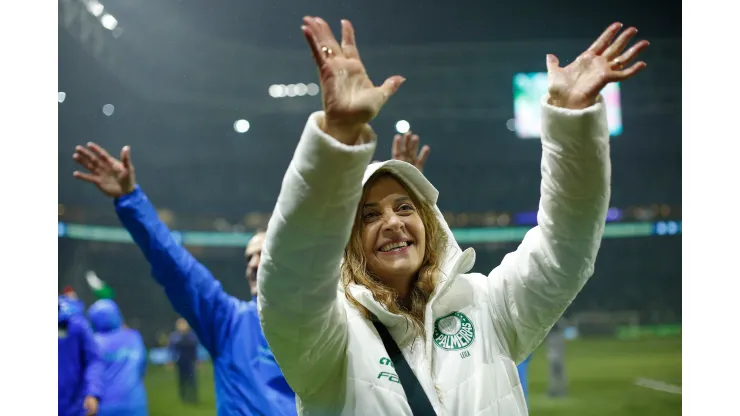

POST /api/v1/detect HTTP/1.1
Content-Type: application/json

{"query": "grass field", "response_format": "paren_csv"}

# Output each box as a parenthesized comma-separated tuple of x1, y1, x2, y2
(145, 337, 681, 415)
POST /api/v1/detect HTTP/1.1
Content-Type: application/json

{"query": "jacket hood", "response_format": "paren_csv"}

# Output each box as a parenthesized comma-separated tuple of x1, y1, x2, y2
(362, 160, 463, 267)
(58, 295, 85, 323)
(344, 160, 476, 328)
(58, 296, 75, 323)
(87, 299, 124, 333)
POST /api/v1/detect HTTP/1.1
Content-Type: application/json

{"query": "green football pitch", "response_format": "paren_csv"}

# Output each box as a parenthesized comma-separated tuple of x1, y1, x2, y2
(145, 337, 681, 415)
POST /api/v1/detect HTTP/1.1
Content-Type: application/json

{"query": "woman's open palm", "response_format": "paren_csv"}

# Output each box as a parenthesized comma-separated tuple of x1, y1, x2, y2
(302, 17, 404, 127)
(548, 22, 649, 109)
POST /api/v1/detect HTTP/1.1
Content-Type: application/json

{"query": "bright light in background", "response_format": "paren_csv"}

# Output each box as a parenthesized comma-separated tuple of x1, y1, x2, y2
(102, 104, 115, 116)
(86, 2, 122, 37)
(58, 92, 66, 103)
(86, 0, 104, 17)
(505, 119, 515, 131)
(307, 83, 319, 96)
(269, 83, 320, 98)
(268, 84, 284, 98)
(100, 14, 118, 30)
(234, 119, 250, 133)
(395, 120, 410, 134)
(513, 72, 622, 138)
(295, 83, 308, 96)
(285, 84, 297, 97)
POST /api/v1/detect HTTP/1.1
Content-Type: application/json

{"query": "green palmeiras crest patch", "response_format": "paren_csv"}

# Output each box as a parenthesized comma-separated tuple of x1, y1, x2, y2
(433, 311, 475, 351)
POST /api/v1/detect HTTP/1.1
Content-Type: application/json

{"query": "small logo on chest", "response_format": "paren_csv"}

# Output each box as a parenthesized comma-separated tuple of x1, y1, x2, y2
(377, 357, 400, 384)
(433, 311, 475, 351)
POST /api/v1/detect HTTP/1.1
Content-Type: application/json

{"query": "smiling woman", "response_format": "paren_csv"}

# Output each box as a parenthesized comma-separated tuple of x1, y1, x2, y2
(343, 170, 447, 337)
(257, 16, 649, 415)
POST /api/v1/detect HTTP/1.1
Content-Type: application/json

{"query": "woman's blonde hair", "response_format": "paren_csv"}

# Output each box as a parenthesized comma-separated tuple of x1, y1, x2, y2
(341, 171, 448, 339)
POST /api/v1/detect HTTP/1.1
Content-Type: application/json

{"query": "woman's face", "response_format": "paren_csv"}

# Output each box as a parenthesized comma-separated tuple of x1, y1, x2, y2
(360, 175, 426, 285)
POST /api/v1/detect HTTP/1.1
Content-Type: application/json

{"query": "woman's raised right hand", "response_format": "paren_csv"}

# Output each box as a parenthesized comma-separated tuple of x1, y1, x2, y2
(302, 17, 405, 144)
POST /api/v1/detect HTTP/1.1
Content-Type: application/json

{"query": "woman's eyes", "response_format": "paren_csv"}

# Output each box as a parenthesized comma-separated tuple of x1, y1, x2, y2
(362, 204, 414, 221)
(363, 212, 379, 221)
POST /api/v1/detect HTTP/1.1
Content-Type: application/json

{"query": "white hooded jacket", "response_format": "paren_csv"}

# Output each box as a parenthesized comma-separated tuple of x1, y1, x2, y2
(258, 96, 611, 415)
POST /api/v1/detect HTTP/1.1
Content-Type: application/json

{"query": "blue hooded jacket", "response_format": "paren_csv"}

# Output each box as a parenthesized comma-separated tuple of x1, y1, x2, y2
(60, 295, 85, 318)
(87, 299, 149, 416)
(115, 186, 296, 416)
(59, 296, 105, 416)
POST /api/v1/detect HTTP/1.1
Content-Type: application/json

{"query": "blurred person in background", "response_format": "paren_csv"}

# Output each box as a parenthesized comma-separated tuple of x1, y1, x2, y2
(169, 317, 200, 404)
(59, 295, 104, 416)
(257, 18, 647, 415)
(62, 285, 86, 315)
(87, 299, 149, 416)
(156, 331, 170, 347)
(546, 319, 568, 398)
(71, 136, 427, 416)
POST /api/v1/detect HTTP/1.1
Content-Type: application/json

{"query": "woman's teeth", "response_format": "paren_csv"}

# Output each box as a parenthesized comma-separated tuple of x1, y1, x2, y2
(380, 241, 409, 252)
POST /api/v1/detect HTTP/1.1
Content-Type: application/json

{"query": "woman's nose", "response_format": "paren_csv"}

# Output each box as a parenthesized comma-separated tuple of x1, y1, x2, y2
(383, 213, 404, 231)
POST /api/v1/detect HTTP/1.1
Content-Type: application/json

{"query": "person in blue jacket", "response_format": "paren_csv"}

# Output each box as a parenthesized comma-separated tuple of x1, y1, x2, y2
(72, 143, 297, 416)
(71, 137, 430, 416)
(62, 286, 86, 316)
(87, 299, 149, 416)
(59, 295, 104, 416)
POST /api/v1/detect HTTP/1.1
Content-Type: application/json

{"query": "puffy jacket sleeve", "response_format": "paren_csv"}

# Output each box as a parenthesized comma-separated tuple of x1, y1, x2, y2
(258, 112, 377, 398)
(78, 318, 105, 400)
(115, 186, 238, 357)
(487, 96, 611, 363)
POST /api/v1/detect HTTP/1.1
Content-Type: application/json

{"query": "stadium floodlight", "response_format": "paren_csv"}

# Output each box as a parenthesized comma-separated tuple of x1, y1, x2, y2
(395, 120, 410, 134)
(269, 83, 320, 98)
(102, 104, 115, 116)
(234, 119, 250, 133)
(100, 14, 118, 31)
(86, 0, 104, 17)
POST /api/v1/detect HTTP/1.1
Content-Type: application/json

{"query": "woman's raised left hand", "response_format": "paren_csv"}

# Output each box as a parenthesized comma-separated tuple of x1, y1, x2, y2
(547, 22, 649, 109)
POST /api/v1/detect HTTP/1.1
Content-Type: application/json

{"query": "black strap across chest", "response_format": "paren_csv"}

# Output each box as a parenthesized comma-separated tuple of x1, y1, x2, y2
(372, 321, 437, 416)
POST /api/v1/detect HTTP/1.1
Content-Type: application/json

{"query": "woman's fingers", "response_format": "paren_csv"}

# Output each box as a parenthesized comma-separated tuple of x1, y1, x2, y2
(587, 22, 623, 55)
(377, 75, 406, 103)
(302, 24, 324, 67)
(613, 40, 650, 69)
(340, 19, 360, 60)
(612, 61, 647, 81)
(603, 27, 638, 60)
(309, 17, 342, 59)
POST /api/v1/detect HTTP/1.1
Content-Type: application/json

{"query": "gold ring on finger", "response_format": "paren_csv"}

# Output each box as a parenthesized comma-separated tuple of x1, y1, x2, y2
(612, 57, 624, 70)
(321, 46, 334, 58)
